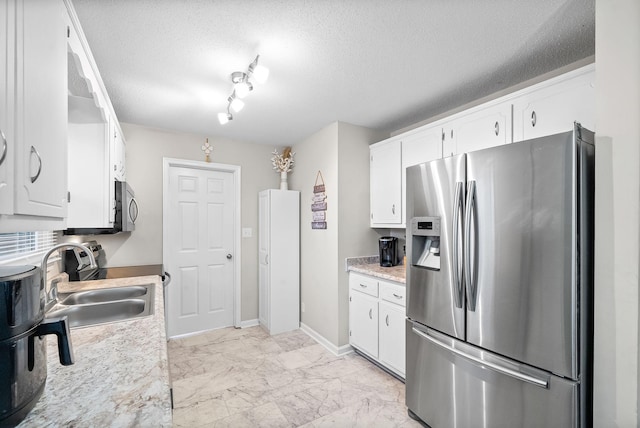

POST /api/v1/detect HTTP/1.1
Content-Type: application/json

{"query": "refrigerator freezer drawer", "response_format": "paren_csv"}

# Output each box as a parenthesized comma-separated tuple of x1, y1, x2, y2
(406, 321, 581, 428)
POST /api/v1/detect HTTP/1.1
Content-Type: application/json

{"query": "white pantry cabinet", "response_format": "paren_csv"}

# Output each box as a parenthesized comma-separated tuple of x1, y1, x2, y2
(349, 271, 406, 378)
(0, 0, 69, 232)
(370, 137, 402, 227)
(258, 190, 300, 335)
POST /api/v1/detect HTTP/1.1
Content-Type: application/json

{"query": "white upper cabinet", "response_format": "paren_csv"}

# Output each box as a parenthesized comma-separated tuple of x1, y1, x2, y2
(370, 64, 595, 230)
(64, 0, 127, 231)
(370, 137, 402, 227)
(1, 0, 69, 232)
(400, 127, 442, 227)
(512, 65, 595, 142)
(14, 0, 68, 218)
(448, 103, 512, 156)
(0, 0, 13, 216)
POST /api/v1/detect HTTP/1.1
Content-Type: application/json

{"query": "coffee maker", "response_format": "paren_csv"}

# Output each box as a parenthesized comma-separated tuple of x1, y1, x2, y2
(379, 236, 398, 267)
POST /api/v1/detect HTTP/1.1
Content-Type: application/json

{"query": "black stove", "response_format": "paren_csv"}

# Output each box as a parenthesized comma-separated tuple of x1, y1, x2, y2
(63, 241, 165, 281)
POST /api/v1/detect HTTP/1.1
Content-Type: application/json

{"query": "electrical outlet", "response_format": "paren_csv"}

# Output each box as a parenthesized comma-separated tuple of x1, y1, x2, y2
(301, 302, 305, 313)
(242, 228, 252, 238)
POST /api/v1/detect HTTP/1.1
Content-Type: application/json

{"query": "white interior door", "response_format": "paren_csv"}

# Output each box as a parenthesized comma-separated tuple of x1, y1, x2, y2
(165, 165, 235, 338)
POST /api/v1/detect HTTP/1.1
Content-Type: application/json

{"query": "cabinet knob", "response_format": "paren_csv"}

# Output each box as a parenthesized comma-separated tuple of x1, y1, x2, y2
(29, 146, 42, 183)
(494, 121, 499, 136)
(531, 111, 537, 127)
(0, 130, 6, 166)
(226, 253, 233, 259)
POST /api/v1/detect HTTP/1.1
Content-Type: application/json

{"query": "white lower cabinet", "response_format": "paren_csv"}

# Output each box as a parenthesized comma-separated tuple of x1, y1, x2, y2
(349, 272, 406, 378)
(379, 301, 406, 376)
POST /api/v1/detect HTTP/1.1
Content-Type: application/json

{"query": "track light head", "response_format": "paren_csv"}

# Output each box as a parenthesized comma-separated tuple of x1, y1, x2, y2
(218, 111, 232, 125)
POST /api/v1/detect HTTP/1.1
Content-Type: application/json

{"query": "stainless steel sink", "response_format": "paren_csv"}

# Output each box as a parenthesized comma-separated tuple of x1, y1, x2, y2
(46, 284, 155, 328)
(59, 285, 149, 305)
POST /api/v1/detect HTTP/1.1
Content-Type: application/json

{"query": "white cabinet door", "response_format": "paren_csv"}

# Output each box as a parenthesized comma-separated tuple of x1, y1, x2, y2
(14, 0, 68, 217)
(512, 69, 595, 142)
(450, 103, 512, 155)
(112, 123, 126, 181)
(0, 0, 14, 215)
(258, 191, 270, 329)
(370, 138, 401, 226)
(258, 190, 300, 335)
(379, 301, 406, 376)
(349, 290, 379, 358)
(401, 127, 442, 227)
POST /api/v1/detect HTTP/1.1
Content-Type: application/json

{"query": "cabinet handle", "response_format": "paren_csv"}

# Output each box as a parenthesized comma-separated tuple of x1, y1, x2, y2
(531, 111, 537, 127)
(0, 130, 6, 166)
(392, 204, 395, 215)
(385, 315, 389, 326)
(494, 121, 499, 136)
(30, 146, 42, 183)
(392, 293, 403, 299)
(359, 284, 368, 288)
(369, 309, 372, 319)
(265, 254, 269, 265)
(129, 197, 139, 223)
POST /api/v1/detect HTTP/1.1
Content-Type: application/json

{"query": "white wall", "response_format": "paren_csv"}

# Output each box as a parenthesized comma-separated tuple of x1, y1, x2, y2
(69, 123, 278, 322)
(290, 121, 386, 348)
(593, 0, 640, 426)
(337, 123, 386, 345)
(290, 123, 340, 344)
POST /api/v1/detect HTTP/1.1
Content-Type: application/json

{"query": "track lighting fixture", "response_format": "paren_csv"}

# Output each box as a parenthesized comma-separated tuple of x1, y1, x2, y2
(218, 54, 268, 125)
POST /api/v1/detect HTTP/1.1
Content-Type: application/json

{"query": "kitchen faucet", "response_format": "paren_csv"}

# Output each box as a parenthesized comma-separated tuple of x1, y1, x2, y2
(41, 243, 97, 308)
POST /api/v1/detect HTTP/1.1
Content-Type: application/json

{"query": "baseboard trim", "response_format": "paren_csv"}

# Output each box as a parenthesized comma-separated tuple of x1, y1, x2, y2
(239, 319, 259, 328)
(300, 322, 354, 357)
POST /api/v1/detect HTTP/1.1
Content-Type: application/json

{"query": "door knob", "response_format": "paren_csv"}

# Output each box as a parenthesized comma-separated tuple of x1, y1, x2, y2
(226, 254, 232, 259)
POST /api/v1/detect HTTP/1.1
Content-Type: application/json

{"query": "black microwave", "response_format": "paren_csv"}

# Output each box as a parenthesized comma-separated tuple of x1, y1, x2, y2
(65, 181, 138, 235)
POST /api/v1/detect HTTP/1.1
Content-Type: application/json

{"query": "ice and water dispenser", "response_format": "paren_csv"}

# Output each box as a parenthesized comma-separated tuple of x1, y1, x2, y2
(411, 217, 441, 270)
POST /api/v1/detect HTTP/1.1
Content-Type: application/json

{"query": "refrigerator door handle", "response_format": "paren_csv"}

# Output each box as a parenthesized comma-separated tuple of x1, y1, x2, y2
(464, 180, 478, 311)
(452, 181, 465, 308)
(411, 326, 549, 389)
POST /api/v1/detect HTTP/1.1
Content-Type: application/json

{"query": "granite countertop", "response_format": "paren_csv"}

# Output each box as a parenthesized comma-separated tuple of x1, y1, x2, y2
(345, 256, 406, 284)
(18, 275, 172, 427)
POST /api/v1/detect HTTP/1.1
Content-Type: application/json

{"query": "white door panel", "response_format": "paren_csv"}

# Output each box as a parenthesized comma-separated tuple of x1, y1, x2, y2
(166, 166, 235, 338)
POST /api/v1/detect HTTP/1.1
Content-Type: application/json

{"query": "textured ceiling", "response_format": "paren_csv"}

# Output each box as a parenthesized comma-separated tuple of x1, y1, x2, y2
(71, 0, 595, 146)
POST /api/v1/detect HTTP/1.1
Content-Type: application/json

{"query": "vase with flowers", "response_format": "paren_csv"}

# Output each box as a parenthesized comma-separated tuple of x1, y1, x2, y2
(271, 147, 295, 190)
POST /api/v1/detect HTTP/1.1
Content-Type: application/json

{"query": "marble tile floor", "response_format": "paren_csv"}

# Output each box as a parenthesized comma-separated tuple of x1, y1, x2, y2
(167, 326, 422, 427)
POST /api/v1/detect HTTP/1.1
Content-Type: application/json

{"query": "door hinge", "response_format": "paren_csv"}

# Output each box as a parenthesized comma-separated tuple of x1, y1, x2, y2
(349, 296, 352, 302)
(349, 330, 351, 337)
(67, 26, 70, 38)
(67, 191, 70, 203)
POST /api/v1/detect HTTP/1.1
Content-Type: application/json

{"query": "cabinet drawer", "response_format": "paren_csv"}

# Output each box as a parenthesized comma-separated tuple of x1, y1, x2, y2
(349, 273, 378, 297)
(380, 281, 406, 307)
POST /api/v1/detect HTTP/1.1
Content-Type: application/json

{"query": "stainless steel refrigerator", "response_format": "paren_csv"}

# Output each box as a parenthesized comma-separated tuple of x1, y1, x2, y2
(405, 124, 594, 428)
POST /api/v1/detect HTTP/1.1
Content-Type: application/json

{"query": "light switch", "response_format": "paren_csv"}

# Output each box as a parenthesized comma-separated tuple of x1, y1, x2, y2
(242, 228, 253, 238)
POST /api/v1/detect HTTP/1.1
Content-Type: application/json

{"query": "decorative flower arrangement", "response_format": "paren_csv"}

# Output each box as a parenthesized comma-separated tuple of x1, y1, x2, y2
(271, 147, 295, 173)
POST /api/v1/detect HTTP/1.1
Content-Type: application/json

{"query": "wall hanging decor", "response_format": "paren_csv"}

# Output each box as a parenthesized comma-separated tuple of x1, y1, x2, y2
(271, 147, 295, 190)
(201, 138, 213, 162)
(312, 170, 327, 229)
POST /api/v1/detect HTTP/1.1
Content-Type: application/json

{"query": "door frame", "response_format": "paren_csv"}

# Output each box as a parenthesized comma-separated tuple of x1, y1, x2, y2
(162, 157, 242, 328)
